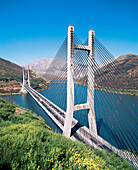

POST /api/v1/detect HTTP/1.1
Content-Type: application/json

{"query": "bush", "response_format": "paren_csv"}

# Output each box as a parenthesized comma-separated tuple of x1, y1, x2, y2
(0, 98, 134, 170)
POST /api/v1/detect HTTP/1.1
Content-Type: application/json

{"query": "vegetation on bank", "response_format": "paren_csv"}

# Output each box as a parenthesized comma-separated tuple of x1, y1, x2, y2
(0, 88, 20, 95)
(75, 54, 138, 96)
(0, 57, 50, 95)
(31, 77, 50, 91)
(94, 86, 138, 96)
(75, 80, 138, 96)
(0, 98, 134, 169)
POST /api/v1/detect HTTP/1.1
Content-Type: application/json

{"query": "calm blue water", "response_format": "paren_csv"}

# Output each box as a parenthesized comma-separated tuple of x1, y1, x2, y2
(1, 93, 62, 133)
(1, 83, 138, 151)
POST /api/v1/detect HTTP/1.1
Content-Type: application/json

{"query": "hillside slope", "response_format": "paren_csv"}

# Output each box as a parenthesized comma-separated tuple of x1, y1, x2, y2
(0, 57, 50, 94)
(0, 98, 134, 169)
(76, 54, 138, 95)
(25, 58, 53, 73)
(96, 54, 138, 90)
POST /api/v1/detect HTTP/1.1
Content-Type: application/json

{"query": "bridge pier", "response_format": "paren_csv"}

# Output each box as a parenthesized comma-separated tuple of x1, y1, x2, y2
(87, 30, 97, 135)
(20, 67, 27, 94)
(28, 66, 31, 87)
(63, 26, 97, 138)
(63, 25, 74, 138)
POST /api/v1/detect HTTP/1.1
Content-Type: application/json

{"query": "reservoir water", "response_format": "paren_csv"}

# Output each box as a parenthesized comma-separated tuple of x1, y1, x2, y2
(1, 83, 138, 151)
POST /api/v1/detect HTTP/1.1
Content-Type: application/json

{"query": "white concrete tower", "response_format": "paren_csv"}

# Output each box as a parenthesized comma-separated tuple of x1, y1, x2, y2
(87, 30, 97, 135)
(63, 26, 97, 138)
(21, 67, 27, 93)
(63, 25, 74, 138)
(22, 66, 25, 90)
(28, 66, 31, 87)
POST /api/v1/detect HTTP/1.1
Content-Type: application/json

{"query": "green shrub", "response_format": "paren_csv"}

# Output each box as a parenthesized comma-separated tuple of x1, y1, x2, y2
(0, 98, 134, 170)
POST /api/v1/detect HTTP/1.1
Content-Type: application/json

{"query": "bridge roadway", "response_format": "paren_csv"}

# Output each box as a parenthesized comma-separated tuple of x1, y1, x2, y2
(24, 85, 137, 168)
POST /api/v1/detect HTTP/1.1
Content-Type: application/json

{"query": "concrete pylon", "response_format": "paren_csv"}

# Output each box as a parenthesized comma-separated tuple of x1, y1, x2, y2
(63, 26, 97, 138)
(63, 25, 74, 138)
(28, 66, 30, 87)
(20, 66, 27, 93)
(22, 66, 25, 90)
(87, 30, 97, 135)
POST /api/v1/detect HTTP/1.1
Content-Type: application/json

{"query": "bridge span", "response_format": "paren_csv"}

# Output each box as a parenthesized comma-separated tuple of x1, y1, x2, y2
(24, 85, 137, 168)
(21, 25, 138, 168)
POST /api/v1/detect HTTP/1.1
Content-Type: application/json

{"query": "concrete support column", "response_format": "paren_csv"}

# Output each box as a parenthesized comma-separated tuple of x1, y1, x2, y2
(28, 66, 30, 87)
(22, 67, 25, 90)
(63, 25, 74, 138)
(21, 66, 27, 93)
(87, 30, 97, 135)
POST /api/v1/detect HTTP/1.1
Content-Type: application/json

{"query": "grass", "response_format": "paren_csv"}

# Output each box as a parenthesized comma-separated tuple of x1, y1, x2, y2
(0, 98, 135, 169)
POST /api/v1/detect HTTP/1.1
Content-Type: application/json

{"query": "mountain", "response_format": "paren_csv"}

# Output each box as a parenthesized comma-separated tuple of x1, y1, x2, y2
(25, 58, 53, 73)
(25, 57, 88, 79)
(0, 57, 50, 95)
(76, 54, 138, 95)
(0, 57, 22, 81)
(25, 57, 67, 79)
(25, 54, 138, 94)
(96, 54, 138, 90)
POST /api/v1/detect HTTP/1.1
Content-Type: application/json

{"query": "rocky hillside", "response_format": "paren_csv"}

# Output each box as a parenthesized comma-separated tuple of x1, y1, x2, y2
(96, 54, 138, 89)
(25, 54, 138, 93)
(25, 57, 88, 79)
(76, 54, 138, 94)
(25, 58, 53, 73)
(0, 57, 50, 94)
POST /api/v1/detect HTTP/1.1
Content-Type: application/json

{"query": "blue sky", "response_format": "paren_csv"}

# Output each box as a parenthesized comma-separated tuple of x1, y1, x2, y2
(0, 0, 138, 66)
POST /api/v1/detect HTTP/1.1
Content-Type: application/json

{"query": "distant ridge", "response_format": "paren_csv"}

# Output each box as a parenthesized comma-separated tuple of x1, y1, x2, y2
(0, 57, 22, 73)
(76, 54, 138, 94)
(24, 54, 138, 94)
(97, 54, 138, 90)
(25, 58, 53, 73)
(0, 57, 50, 94)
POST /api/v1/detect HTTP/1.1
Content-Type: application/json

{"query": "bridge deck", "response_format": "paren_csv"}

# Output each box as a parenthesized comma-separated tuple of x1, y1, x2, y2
(24, 85, 137, 168)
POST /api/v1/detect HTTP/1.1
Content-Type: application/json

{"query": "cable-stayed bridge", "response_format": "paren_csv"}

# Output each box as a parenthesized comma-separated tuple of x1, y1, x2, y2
(21, 26, 138, 168)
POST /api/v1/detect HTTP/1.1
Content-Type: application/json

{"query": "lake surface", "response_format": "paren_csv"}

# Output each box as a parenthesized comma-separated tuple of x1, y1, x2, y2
(1, 93, 62, 133)
(1, 83, 138, 151)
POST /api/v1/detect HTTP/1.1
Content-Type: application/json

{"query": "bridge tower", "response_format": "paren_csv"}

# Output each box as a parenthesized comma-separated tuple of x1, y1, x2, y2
(63, 25, 97, 138)
(28, 66, 31, 87)
(20, 67, 27, 93)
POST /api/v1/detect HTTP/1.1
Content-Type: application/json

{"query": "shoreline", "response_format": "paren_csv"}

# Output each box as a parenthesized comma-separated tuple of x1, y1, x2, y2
(0, 92, 22, 96)
(0, 86, 49, 96)
(0, 84, 137, 96)
(74, 82, 138, 96)
(95, 87, 138, 96)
